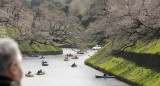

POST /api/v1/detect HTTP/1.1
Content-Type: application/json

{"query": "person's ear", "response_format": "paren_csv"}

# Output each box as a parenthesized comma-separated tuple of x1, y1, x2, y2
(7, 61, 22, 86)
(8, 61, 18, 78)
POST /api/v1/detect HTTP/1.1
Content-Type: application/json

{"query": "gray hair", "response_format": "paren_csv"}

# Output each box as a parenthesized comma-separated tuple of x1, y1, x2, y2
(0, 38, 22, 75)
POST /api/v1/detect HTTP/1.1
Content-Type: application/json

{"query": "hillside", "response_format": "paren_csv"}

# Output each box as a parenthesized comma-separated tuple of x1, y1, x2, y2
(0, 0, 95, 49)
(85, 40, 160, 86)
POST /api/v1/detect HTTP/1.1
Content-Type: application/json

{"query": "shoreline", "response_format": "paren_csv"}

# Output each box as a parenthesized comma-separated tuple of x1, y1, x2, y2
(85, 61, 140, 86)
(22, 51, 63, 56)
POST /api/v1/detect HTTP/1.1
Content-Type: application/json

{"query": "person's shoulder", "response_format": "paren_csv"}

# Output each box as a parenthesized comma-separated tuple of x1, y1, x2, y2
(0, 76, 17, 86)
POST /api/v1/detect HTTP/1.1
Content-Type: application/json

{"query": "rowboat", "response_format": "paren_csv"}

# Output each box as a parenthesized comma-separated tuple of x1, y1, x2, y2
(36, 72, 45, 75)
(72, 57, 79, 59)
(95, 75, 115, 78)
(42, 60, 49, 66)
(39, 56, 45, 59)
(42, 62, 49, 66)
(77, 51, 84, 54)
(77, 50, 84, 54)
(64, 59, 69, 61)
(22, 54, 27, 57)
(25, 74, 34, 77)
(28, 55, 39, 57)
(71, 64, 77, 67)
(66, 54, 73, 57)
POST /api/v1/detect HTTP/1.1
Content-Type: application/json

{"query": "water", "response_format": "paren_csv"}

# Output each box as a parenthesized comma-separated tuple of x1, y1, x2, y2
(22, 48, 130, 86)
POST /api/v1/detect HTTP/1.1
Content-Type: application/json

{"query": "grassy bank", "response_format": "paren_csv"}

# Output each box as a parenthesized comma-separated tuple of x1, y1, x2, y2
(85, 40, 160, 86)
(1, 26, 63, 54)
(19, 40, 62, 52)
(125, 40, 160, 54)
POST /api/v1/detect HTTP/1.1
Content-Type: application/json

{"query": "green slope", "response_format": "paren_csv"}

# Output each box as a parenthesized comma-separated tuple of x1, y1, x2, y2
(86, 40, 160, 86)
(1, 26, 62, 53)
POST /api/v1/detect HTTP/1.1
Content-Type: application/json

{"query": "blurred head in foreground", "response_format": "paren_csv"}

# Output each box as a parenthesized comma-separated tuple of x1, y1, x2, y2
(0, 38, 22, 86)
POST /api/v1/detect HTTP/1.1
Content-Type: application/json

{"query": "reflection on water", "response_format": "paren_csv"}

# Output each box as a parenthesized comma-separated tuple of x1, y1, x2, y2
(22, 48, 130, 86)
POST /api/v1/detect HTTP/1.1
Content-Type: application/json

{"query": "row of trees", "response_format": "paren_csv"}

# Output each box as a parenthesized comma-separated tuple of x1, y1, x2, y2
(83, 0, 160, 52)
(0, 0, 82, 47)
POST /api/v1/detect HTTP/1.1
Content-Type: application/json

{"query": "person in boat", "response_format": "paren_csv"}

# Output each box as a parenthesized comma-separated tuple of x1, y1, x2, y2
(65, 57, 68, 59)
(42, 55, 45, 58)
(39, 69, 42, 73)
(42, 60, 47, 63)
(75, 56, 78, 59)
(72, 62, 77, 67)
(37, 69, 43, 73)
(103, 73, 108, 76)
(40, 55, 43, 59)
(28, 71, 31, 75)
(69, 54, 72, 56)
(0, 38, 23, 86)
(80, 50, 82, 52)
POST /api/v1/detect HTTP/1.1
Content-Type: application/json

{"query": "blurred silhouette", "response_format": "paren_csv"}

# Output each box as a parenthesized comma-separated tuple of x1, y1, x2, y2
(0, 38, 23, 86)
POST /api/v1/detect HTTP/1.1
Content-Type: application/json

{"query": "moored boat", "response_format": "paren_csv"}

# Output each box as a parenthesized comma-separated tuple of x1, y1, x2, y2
(28, 55, 39, 57)
(95, 75, 115, 78)
(22, 54, 27, 57)
(92, 45, 101, 50)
